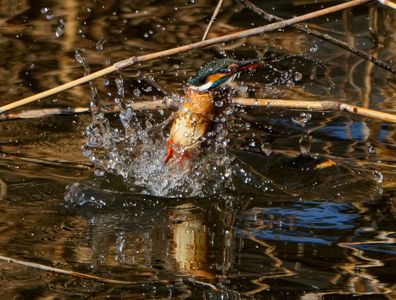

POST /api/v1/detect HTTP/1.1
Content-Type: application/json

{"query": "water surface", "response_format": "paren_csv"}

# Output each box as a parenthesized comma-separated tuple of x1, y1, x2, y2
(0, 0, 396, 298)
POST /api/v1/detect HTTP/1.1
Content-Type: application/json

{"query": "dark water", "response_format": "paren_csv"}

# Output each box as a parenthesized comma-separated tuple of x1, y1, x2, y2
(1, 0, 396, 298)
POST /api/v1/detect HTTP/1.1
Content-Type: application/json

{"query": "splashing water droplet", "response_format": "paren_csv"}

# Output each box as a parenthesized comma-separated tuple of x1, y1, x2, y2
(292, 112, 312, 127)
(215, 101, 224, 108)
(374, 171, 383, 183)
(96, 39, 107, 51)
(75, 50, 86, 66)
(260, 143, 272, 156)
(40, 7, 50, 14)
(55, 19, 65, 38)
(115, 77, 125, 98)
(294, 72, 303, 82)
(74, 50, 91, 77)
(94, 168, 105, 177)
(367, 144, 376, 154)
(310, 44, 318, 53)
(133, 88, 142, 98)
(286, 80, 295, 88)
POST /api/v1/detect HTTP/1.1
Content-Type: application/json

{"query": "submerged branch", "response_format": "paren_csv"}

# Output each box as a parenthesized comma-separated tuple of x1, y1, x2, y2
(234, 98, 396, 123)
(0, 0, 371, 114)
(0, 255, 142, 285)
(238, 0, 396, 75)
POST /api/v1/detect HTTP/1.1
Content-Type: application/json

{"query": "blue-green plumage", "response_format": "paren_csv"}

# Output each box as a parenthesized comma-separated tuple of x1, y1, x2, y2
(187, 59, 237, 87)
(187, 58, 263, 91)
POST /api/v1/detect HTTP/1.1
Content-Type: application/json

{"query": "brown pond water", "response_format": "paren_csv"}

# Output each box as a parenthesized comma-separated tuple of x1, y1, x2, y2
(1, 0, 396, 299)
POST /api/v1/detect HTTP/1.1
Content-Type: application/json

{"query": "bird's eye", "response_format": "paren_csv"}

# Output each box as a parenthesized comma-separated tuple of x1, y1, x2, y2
(227, 64, 238, 73)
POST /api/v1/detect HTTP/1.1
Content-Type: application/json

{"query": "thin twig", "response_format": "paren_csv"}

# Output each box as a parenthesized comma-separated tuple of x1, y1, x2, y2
(234, 98, 396, 123)
(202, 0, 225, 41)
(0, 255, 143, 285)
(0, 0, 371, 114)
(238, 0, 396, 75)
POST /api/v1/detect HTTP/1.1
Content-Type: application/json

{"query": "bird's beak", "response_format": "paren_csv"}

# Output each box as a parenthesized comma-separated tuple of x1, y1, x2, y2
(234, 59, 261, 73)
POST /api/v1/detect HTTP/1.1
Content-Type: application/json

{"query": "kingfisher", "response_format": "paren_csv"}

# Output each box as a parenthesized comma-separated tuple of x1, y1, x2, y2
(165, 58, 264, 164)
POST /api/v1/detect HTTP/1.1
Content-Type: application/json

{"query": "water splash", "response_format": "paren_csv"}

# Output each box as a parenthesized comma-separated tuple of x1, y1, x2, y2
(75, 53, 344, 199)
(78, 56, 253, 197)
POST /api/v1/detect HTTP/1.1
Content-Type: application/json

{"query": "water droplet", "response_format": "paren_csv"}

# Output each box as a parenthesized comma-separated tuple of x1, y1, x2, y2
(367, 144, 376, 154)
(215, 101, 224, 108)
(292, 112, 312, 127)
(133, 88, 141, 98)
(40, 7, 50, 14)
(260, 143, 272, 156)
(74, 50, 87, 67)
(95, 39, 107, 51)
(374, 171, 383, 183)
(294, 72, 303, 82)
(310, 44, 318, 53)
(55, 19, 65, 38)
(286, 80, 295, 88)
(94, 168, 105, 176)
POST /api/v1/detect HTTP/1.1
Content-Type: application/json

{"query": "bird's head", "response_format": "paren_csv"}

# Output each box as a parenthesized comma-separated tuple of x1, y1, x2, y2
(187, 58, 261, 92)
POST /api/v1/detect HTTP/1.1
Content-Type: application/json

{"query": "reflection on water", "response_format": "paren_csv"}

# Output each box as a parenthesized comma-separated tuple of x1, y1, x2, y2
(1, 0, 396, 298)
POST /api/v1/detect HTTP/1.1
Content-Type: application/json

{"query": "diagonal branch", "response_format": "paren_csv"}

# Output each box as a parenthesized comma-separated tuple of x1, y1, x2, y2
(237, 0, 396, 75)
(0, 0, 371, 114)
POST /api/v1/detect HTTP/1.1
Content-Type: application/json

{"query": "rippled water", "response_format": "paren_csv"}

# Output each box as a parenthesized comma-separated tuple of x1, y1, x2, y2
(1, 0, 396, 298)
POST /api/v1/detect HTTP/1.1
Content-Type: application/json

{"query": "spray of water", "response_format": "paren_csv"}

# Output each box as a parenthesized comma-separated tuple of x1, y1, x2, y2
(74, 52, 245, 197)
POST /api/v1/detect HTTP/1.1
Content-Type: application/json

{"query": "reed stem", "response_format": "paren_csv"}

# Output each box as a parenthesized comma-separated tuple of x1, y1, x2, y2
(0, 0, 371, 114)
(234, 98, 396, 123)
(2, 97, 396, 124)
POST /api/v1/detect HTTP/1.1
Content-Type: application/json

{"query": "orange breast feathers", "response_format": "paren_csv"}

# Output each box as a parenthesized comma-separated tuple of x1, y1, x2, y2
(165, 89, 215, 163)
